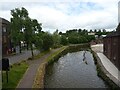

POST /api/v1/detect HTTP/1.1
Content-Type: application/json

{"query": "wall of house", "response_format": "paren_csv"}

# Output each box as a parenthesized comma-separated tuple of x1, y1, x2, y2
(104, 35, 120, 70)
(0, 18, 2, 60)
(1, 18, 12, 56)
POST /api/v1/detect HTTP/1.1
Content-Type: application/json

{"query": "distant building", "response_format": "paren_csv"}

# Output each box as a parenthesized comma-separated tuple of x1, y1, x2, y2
(103, 24, 120, 70)
(88, 32, 95, 35)
(0, 17, 12, 56)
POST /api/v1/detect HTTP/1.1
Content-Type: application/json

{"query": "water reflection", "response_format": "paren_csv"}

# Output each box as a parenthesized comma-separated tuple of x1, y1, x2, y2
(45, 51, 108, 88)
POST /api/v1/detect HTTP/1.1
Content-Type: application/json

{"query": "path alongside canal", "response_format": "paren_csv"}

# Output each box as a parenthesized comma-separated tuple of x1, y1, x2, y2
(17, 48, 61, 88)
(91, 44, 120, 87)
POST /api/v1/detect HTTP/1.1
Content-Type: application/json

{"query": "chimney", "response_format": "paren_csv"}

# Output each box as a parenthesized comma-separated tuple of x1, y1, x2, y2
(117, 2, 120, 32)
(118, 1, 120, 23)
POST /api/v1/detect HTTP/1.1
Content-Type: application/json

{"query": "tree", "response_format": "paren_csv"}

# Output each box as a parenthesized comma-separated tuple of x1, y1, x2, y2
(42, 32, 53, 51)
(60, 35, 68, 45)
(24, 17, 34, 58)
(10, 7, 29, 53)
(90, 29, 93, 33)
(59, 31, 62, 35)
(10, 7, 43, 58)
(52, 29, 61, 48)
(96, 29, 102, 37)
(94, 29, 97, 33)
(24, 17, 42, 58)
(34, 32, 43, 51)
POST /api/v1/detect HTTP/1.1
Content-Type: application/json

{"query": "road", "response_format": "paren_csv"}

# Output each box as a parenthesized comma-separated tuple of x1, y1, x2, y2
(5, 50, 40, 65)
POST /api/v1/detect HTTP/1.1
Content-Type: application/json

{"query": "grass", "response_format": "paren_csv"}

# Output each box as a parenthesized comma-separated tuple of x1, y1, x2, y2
(2, 49, 51, 89)
(34, 50, 50, 60)
(46, 46, 67, 64)
(46, 46, 68, 62)
(2, 62, 28, 89)
(27, 50, 50, 61)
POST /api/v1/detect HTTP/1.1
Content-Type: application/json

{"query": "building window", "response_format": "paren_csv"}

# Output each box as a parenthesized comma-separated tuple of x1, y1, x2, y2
(3, 36, 6, 43)
(3, 27, 6, 32)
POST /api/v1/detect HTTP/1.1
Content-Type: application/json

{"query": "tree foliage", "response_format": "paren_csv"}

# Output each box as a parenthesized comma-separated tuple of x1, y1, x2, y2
(10, 7, 42, 58)
(10, 7, 29, 53)
(10, 7, 111, 57)
(42, 32, 54, 50)
(52, 29, 61, 48)
(60, 35, 68, 45)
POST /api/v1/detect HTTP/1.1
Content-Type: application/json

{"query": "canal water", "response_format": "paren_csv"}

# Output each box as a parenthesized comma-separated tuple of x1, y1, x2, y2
(44, 51, 108, 88)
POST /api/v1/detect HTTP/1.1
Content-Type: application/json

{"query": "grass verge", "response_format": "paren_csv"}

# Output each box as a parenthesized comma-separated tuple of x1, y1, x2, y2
(2, 61, 28, 88)
(27, 50, 50, 60)
(46, 46, 68, 62)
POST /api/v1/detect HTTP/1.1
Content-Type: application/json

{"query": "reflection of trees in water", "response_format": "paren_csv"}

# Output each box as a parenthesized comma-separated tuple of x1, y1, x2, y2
(83, 51, 88, 65)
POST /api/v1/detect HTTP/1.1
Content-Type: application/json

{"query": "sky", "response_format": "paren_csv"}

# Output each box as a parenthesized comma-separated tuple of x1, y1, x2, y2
(0, 0, 119, 33)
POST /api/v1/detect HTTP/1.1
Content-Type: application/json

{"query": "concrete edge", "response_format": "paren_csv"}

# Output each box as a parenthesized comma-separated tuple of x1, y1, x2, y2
(32, 61, 47, 88)
(93, 51, 120, 87)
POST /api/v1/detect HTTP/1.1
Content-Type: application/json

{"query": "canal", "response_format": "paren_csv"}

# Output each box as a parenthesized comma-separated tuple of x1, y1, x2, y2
(44, 51, 108, 88)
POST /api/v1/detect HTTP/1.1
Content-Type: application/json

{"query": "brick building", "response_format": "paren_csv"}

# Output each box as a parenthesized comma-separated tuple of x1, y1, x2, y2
(0, 17, 12, 56)
(103, 24, 120, 70)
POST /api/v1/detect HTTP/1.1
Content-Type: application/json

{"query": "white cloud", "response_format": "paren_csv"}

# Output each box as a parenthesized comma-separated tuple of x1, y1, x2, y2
(0, 0, 119, 33)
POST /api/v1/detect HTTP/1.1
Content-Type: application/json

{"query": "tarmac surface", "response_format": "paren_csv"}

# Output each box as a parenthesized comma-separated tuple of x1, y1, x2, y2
(5, 50, 40, 65)
(17, 48, 60, 88)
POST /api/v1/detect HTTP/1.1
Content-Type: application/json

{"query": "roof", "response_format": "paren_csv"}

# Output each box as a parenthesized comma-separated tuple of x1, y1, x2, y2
(105, 23, 120, 38)
(0, 17, 10, 24)
(105, 32, 120, 38)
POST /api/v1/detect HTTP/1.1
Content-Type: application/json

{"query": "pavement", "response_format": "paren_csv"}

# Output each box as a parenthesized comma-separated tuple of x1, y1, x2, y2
(91, 44, 120, 87)
(5, 50, 40, 65)
(17, 48, 61, 88)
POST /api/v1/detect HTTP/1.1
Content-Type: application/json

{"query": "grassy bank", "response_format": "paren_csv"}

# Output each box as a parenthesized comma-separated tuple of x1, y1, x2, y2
(46, 46, 68, 64)
(91, 50, 119, 89)
(2, 61, 28, 88)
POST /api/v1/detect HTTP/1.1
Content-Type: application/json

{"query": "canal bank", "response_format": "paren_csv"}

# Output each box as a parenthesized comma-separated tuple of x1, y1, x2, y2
(91, 44, 120, 89)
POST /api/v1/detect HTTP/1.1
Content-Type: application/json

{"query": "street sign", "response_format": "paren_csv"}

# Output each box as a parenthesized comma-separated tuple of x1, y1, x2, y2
(2, 58, 9, 71)
(2, 58, 9, 83)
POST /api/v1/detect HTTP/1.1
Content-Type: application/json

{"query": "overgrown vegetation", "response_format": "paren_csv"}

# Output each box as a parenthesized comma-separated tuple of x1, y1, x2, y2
(2, 61, 28, 88)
